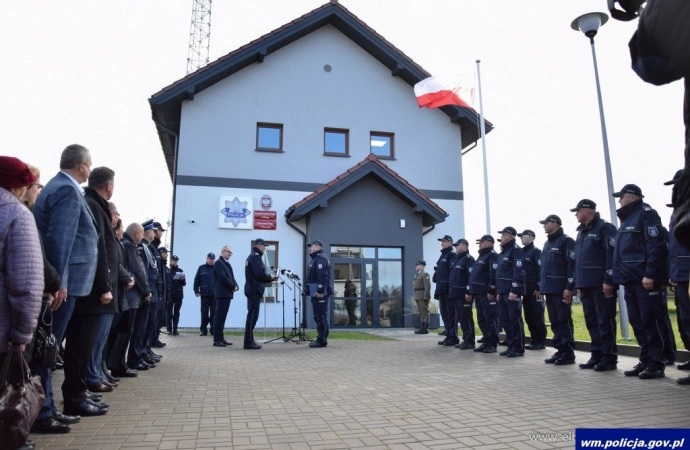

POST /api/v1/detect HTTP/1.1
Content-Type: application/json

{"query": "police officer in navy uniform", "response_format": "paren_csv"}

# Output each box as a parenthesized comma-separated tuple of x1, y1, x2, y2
(244, 239, 278, 350)
(540, 214, 576, 366)
(194, 253, 216, 336)
(449, 239, 476, 349)
(469, 235, 499, 353)
(495, 227, 526, 357)
(571, 199, 619, 371)
(613, 184, 671, 379)
(435, 235, 455, 342)
(518, 229, 546, 350)
(307, 240, 333, 348)
(666, 171, 690, 384)
(167, 255, 185, 336)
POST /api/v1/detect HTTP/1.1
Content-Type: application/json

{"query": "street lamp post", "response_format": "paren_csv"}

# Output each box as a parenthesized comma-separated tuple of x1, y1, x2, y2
(571, 12, 631, 340)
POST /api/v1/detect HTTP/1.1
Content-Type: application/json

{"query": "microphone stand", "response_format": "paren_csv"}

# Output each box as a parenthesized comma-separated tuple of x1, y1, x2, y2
(284, 274, 312, 343)
(265, 268, 291, 344)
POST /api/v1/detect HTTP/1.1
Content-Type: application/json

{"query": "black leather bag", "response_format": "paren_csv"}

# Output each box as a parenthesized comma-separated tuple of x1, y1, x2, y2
(0, 345, 46, 449)
(31, 300, 57, 369)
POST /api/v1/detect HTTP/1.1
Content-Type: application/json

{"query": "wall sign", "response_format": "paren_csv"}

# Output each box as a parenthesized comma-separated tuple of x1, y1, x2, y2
(218, 196, 253, 229)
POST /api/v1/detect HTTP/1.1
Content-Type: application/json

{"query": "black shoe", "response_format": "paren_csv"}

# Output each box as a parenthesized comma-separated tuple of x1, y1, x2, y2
(443, 340, 459, 347)
(309, 341, 326, 348)
(663, 359, 675, 366)
(499, 350, 511, 356)
(438, 329, 447, 336)
(578, 358, 600, 369)
(473, 345, 487, 352)
(222, 340, 233, 346)
(173, 330, 179, 336)
(85, 398, 109, 409)
(149, 350, 162, 358)
(593, 363, 617, 372)
(85, 391, 102, 402)
(200, 332, 207, 336)
(454, 342, 462, 348)
(554, 356, 575, 366)
(477, 337, 485, 343)
(244, 343, 262, 350)
(167, 328, 173, 334)
(438, 339, 449, 346)
(526, 344, 546, 350)
(482, 346, 497, 353)
(507, 351, 524, 357)
(678, 361, 690, 371)
(544, 354, 561, 364)
(677, 376, 690, 385)
(142, 356, 157, 367)
(64, 401, 108, 417)
(151, 340, 166, 348)
(213, 341, 227, 347)
(18, 440, 35, 450)
(624, 363, 648, 377)
(458, 342, 475, 350)
(111, 368, 138, 378)
(498, 340, 508, 346)
(638, 367, 665, 379)
(53, 411, 81, 425)
(32, 417, 72, 434)
(132, 363, 150, 371)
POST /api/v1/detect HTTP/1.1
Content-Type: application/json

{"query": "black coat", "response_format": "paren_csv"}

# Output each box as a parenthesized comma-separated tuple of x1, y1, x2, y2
(214, 258, 237, 299)
(170, 266, 186, 299)
(122, 233, 149, 310)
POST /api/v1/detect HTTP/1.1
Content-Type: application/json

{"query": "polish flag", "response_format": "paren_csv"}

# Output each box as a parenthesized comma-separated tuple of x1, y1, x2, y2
(414, 75, 474, 109)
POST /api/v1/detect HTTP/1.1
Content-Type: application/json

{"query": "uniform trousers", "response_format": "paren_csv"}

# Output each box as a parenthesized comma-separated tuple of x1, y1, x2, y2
(675, 281, 690, 350)
(579, 288, 618, 364)
(107, 309, 135, 371)
(214, 297, 232, 342)
(244, 297, 261, 346)
(445, 297, 460, 343)
(476, 294, 499, 346)
(438, 294, 449, 332)
(454, 297, 475, 344)
(62, 312, 100, 404)
(311, 296, 329, 344)
(145, 300, 159, 348)
(167, 297, 183, 331)
(498, 294, 524, 354)
(415, 299, 429, 324)
(544, 293, 575, 358)
(522, 293, 547, 346)
(661, 292, 678, 363)
(128, 301, 150, 366)
(200, 295, 216, 334)
(624, 281, 671, 370)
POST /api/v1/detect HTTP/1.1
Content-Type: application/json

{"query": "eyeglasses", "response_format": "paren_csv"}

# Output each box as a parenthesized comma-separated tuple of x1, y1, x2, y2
(30, 183, 44, 192)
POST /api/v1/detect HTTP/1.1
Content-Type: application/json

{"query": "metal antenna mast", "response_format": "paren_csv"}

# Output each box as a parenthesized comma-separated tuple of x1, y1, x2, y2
(187, 0, 213, 75)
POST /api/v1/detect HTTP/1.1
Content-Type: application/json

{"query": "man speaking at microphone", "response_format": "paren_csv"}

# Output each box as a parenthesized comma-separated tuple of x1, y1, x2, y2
(243, 239, 278, 349)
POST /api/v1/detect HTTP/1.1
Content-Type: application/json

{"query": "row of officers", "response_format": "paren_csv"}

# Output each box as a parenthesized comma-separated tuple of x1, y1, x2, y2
(414, 174, 690, 385)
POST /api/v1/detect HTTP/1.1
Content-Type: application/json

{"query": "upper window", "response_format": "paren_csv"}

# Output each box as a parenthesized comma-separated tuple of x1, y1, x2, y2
(256, 123, 283, 152)
(370, 132, 394, 159)
(324, 128, 349, 156)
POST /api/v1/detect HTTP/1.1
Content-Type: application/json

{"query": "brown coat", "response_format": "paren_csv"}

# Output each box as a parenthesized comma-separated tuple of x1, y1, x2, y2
(413, 270, 430, 301)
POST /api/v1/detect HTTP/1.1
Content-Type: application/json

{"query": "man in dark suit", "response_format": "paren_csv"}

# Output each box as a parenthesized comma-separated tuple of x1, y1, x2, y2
(32, 144, 101, 417)
(213, 246, 238, 347)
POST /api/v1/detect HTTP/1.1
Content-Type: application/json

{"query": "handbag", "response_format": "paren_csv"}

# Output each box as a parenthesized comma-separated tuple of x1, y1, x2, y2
(0, 345, 46, 449)
(31, 299, 57, 369)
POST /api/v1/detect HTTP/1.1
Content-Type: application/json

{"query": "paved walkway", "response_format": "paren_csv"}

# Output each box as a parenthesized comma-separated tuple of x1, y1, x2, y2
(33, 329, 690, 449)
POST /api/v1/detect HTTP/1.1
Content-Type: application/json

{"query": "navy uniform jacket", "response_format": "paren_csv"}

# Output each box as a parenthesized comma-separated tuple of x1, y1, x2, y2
(574, 213, 617, 289)
(613, 199, 667, 286)
(307, 249, 333, 296)
(213, 258, 237, 299)
(163, 264, 173, 304)
(244, 248, 273, 299)
(170, 266, 186, 299)
(496, 240, 526, 295)
(448, 250, 475, 298)
(121, 233, 149, 310)
(669, 212, 690, 283)
(138, 239, 158, 295)
(540, 228, 575, 294)
(434, 247, 454, 298)
(522, 242, 541, 294)
(468, 247, 498, 296)
(193, 263, 215, 296)
(150, 240, 166, 300)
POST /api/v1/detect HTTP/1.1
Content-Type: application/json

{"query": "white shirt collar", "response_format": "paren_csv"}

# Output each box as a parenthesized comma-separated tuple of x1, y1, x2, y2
(61, 171, 85, 196)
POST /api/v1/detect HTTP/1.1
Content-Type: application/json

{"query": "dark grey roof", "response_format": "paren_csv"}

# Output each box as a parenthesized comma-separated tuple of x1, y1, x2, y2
(150, 0, 493, 178)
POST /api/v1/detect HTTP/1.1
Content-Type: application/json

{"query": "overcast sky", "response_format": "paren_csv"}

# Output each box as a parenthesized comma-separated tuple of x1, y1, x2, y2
(1, 0, 684, 253)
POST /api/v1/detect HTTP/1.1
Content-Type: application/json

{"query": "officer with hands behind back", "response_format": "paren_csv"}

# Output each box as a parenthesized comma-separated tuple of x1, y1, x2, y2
(307, 240, 332, 348)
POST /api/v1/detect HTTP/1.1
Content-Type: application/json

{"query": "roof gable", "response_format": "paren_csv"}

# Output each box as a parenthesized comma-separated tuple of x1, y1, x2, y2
(285, 154, 448, 227)
(150, 0, 493, 177)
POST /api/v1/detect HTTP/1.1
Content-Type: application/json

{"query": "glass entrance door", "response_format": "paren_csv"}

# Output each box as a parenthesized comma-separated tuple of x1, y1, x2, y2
(331, 246, 403, 328)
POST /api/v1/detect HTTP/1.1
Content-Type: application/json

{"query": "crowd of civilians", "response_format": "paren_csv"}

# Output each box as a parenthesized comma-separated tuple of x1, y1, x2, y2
(0, 145, 181, 450)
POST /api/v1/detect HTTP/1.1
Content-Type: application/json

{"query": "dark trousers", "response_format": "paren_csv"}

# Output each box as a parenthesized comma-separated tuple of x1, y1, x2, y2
(214, 297, 232, 342)
(624, 282, 671, 370)
(498, 294, 524, 353)
(200, 295, 216, 333)
(108, 309, 136, 371)
(661, 292, 678, 363)
(445, 297, 460, 343)
(155, 300, 166, 338)
(579, 287, 618, 364)
(477, 294, 499, 346)
(522, 293, 546, 345)
(62, 312, 99, 404)
(128, 302, 149, 366)
(145, 300, 159, 348)
(438, 294, 449, 331)
(675, 281, 690, 350)
(167, 297, 183, 330)
(311, 296, 329, 344)
(454, 297, 475, 344)
(244, 297, 261, 346)
(545, 293, 575, 357)
(345, 299, 357, 326)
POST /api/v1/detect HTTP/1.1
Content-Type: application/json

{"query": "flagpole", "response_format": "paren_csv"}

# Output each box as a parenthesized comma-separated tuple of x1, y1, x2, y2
(476, 60, 491, 235)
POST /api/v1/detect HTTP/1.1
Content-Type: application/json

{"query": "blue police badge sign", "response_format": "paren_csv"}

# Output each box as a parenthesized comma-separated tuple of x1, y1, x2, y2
(218, 196, 253, 229)
(516, 260, 523, 268)
(647, 226, 659, 237)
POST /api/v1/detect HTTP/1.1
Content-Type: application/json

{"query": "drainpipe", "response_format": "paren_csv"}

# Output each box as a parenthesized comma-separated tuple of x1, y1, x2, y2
(284, 207, 308, 328)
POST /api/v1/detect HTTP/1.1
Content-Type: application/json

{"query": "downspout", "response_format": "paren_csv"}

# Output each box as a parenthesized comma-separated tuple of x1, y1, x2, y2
(284, 206, 308, 328)
(153, 120, 179, 256)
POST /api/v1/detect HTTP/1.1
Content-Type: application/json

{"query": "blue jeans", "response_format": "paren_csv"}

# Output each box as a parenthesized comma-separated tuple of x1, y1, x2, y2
(86, 313, 114, 385)
(213, 298, 231, 342)
(31, 364, 56, 420)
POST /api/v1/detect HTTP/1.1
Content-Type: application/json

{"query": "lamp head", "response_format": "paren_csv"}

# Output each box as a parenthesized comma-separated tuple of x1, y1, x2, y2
(571, 12, 609, 39)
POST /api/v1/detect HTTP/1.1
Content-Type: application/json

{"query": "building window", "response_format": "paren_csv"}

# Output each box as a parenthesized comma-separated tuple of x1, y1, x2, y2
(324, 128, 349, 156)
(370, 132, 394, 159)
(251, 240, 279, 302)
(256, 123, 283, 152)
